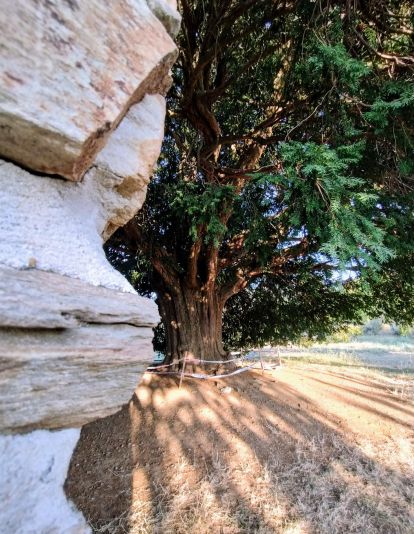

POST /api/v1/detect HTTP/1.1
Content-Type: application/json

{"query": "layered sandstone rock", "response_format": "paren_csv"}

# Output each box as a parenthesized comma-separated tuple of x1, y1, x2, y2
(0, 0, 180, 531)
(0, 266, 158, 433)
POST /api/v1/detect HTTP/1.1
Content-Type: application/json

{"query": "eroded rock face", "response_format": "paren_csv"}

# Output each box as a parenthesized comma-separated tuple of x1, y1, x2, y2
(147, 0, 182, 38)
(0, 266, 158, 433)
(0, 94, 166, 286)
(0, 0, 180, 531)
(93, 93, 167, 240)
(0, 429, 89, 533)
(0, 0, 177, 181)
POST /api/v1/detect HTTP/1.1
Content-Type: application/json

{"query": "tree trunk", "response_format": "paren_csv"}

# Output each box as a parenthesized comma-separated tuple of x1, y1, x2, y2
(156, 280, 228, 365)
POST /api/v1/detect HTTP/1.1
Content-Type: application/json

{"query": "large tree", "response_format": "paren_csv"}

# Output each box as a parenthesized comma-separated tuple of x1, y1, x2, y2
(107, 0, 414, 363)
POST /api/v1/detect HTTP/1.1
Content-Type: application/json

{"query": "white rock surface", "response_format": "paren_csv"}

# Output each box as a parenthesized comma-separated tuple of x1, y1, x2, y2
(0, 0, 177, 180)
(147, 0, 182, 37)
(0, 160, 131, 291)
(0, 429, 90, 533)
(93, 94, 166, 240)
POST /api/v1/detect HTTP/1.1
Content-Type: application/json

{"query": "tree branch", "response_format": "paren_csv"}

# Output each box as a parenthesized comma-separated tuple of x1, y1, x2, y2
(124, 220, 180, 292)
(353, 28, 414, 69)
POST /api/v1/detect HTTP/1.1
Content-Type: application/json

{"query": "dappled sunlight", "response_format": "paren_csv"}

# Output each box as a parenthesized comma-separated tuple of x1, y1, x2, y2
(66, 366, 414, 533)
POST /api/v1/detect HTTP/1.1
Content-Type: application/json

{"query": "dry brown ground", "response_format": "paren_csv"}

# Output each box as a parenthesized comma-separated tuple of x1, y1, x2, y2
(66, 365, 414, 533)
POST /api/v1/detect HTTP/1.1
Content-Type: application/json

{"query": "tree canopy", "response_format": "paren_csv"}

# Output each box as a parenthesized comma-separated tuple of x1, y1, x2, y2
(107, 0, 414, 361)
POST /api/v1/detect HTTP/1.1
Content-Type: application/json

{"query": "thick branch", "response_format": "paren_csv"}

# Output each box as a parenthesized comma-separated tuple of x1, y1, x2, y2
(219, 238, 310, 302)
(187, 227, 204, 288)
(353, 28, 414, 69)
(124, 220, 180, 292)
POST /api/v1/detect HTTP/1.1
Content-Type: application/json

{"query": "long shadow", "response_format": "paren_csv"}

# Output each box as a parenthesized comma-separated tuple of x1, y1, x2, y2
(293, 368, 414, 417)
(297, 373, 414, 426)
(65, 404, 134, 531)
(66, 368, 414, 533)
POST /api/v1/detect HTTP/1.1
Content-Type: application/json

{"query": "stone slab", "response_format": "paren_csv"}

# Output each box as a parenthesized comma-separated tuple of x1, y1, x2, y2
(0, 0, 177, 180)
(0, 265, 159, 329)
(0, 324, 153, 432)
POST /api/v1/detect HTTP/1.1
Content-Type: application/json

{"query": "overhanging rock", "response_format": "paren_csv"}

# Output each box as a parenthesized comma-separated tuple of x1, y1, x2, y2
(0, 0, 180, 531)
(0, 0, 177, 181)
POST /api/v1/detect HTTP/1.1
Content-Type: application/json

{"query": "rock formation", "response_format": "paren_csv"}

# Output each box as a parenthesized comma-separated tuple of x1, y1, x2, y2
(0, 0, 180, 531)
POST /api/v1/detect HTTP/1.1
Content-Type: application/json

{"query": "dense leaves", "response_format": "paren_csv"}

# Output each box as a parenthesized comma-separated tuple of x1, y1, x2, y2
(223, 272, 367, 349)
(107, 0, 414, 356)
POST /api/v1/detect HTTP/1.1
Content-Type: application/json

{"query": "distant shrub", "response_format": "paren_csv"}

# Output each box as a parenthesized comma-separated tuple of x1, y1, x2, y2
(327, 324, 363, 343)
(363, 318, 383, 335)
(393, 323, 413, 336)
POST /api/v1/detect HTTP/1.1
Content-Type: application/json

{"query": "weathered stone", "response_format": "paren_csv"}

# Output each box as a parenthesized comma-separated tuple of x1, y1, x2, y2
(148, 0, 182, 38)
(0, 266, 158, 432)
(0, 160, 129, 290)
(0, 94, 166, 279)
(0, 0, 180, 528)
(0, 429, 90, 533)
(93, 93, 166, 240)
(0, 324, 153, 433)
(0, 266, 159, 329)
(0, 0, 177, 180)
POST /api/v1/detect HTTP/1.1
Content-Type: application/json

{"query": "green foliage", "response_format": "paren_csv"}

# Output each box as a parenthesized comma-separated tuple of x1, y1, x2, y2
(364, 83, 414, 130)
(171, 182, 235, 246)
(326, 324, 364, 343)
(277, 141, 392, 267)
(303, 43, 370, 93)
(223, 272, 367, 349)
(364, 253, 414, 326)
(106, 0, 414, 354)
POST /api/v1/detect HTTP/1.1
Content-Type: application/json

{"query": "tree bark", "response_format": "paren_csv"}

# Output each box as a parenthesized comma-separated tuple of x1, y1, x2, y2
(156, 278, 228, 365)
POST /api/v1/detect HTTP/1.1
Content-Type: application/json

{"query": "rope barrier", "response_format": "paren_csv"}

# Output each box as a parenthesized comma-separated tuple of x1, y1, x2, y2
(147, 352, 248, 371)
(150, 361, 258, 380)
(146, 351, 264, 371)
(146, 348, 282, 386)
(147, 359, 281, 383)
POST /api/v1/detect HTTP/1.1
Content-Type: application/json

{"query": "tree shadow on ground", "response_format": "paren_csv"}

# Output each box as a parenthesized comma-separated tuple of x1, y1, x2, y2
(66, 367, 414, 533)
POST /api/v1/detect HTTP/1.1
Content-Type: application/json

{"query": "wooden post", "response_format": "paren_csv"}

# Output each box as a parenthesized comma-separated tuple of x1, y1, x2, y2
(179, 358, 187, 388)
(259, 350, 265, 375)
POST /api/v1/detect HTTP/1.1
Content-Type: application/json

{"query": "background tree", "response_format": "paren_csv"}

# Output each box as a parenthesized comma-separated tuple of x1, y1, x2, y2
(107, 0, 414, 363)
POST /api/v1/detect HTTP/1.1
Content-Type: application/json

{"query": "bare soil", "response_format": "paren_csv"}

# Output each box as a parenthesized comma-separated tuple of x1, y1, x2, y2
(66, 365, 414, 533)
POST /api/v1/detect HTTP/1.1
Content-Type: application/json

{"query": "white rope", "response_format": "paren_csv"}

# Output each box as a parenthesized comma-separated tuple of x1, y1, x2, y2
(149, 361, 257, 379)
(147, 361, 281, 380)
(147, 351, 259, 371)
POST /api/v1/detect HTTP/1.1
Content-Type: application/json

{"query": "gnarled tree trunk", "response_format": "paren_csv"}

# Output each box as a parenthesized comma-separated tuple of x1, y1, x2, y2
(156, 279, 228, 364)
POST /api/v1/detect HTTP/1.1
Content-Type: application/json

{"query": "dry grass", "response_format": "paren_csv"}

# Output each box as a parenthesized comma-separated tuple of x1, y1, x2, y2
(382, 375, 414, 403)
(125, 433, 414, 534)
(273, 334, 414, 371)
(66, 363, 414, 534)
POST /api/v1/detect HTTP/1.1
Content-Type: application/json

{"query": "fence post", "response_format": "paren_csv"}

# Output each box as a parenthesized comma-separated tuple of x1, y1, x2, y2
(179, 358, 187, 388)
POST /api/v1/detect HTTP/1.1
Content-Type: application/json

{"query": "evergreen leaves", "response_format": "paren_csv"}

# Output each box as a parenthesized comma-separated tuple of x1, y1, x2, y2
(106, 0, 414, 351)
(171, 182, 235, 246)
